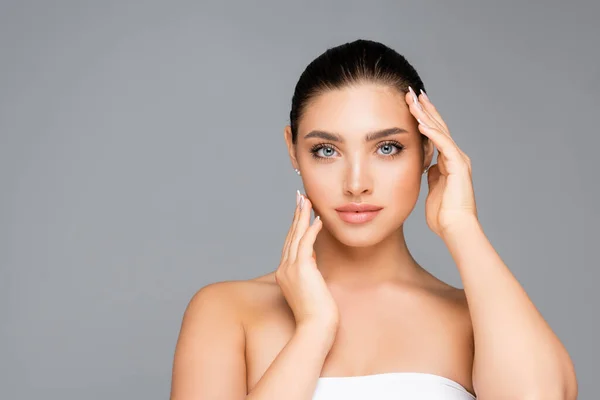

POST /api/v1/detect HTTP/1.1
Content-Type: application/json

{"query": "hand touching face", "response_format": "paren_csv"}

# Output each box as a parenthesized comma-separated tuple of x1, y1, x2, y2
(285, 83, 434, 247)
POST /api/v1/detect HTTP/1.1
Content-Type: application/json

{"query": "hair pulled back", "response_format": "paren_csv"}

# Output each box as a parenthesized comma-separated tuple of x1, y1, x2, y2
(289, 39, 427, 144)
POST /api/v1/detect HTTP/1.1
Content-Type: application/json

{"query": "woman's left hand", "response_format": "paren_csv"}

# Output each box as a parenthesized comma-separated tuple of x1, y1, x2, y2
(406, 87, 478, 238)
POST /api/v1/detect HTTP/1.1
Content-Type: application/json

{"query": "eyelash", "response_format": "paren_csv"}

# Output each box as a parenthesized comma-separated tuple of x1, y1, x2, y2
(309, 140, 406, 160)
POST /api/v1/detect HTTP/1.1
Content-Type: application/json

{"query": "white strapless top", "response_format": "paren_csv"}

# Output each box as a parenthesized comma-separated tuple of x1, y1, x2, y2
(312, 372, 476, 400)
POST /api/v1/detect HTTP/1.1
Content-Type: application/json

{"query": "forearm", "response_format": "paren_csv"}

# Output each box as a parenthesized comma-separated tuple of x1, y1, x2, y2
(442, 218, 577, 399)
(246, 323, 335, 400)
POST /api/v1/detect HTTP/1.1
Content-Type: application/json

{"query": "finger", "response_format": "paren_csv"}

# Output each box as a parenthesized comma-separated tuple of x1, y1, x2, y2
(437, 152, 448, 176)
(288, 192, 306, 242)
(281, 191, 303, 261)
(298, 216, 323, 261)
(288, 195, 312, 261)
(414, 103, 468, 162)
(417, 120, 462, 161)
(407, 93, 447, 135)
(288, 195, 313, 261)
(409, 90, 471, 168)
(418, 90, 450, 133)
(282, 190, 302, 260)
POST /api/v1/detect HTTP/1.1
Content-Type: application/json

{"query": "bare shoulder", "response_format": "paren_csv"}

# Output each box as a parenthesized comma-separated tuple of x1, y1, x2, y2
(433, 281, 469, 306)
(185, 272, 280, 325)
(188, 274, 273, 304)
(415, 268, 471, 317)
(170, 272, 280, 399)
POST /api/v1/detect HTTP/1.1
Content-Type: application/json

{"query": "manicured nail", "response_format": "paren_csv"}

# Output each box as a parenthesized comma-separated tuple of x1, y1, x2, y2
(299, 195, 305, 210)
(408, 86, 422, 110)
(417, 118, 429, 128)
(296, 190, 301, 205)
(420, 89, 429, 101)
(315, 215, 320, 222)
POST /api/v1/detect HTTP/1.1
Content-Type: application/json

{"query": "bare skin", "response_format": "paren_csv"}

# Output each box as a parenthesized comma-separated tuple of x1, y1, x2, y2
(170, 263, 475, 399)
(170, 83, 576, 399)
(245, 268, 474, 392)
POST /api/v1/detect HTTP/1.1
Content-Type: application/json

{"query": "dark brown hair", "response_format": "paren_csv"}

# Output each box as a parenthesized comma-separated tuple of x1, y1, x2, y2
(289, 39, 428, 144)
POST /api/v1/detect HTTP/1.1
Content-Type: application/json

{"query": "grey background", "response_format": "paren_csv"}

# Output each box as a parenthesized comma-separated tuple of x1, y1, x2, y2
(1, 0, 598, 399)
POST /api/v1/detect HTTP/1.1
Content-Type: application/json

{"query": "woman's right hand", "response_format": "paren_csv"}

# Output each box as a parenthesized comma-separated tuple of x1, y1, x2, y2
(275, 191, 340, 336)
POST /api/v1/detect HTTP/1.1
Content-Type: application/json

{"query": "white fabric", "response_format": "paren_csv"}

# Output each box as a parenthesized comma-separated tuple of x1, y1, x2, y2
(312, 372, 476, 400)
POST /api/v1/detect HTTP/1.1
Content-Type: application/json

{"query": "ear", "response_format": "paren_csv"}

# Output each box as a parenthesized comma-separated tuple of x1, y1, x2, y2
(422, 136, 434, 170)
(284, 125, 300, 170)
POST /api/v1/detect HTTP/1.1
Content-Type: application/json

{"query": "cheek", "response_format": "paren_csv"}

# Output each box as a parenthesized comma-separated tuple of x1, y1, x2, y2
(388, 174, 422, 198)
(302, 171, 335, 207)
(381, 150, 422, 176)
(377, 160, 423, 200)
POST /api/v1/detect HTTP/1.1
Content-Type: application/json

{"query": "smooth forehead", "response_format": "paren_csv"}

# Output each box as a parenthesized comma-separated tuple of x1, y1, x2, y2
(299, 83, 411, 136)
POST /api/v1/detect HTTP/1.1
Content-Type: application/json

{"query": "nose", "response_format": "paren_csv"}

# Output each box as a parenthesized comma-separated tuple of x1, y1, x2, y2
(342, 157, 373, 197)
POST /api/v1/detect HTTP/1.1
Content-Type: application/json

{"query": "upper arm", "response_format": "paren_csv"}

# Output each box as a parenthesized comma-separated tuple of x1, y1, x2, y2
(170, 282, 247, 400)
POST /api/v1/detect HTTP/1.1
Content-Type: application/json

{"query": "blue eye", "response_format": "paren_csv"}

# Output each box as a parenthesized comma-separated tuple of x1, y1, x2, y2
(377, 141, 405, 156)
(309, 141, 405, 160)
(379, 143, 396, 155)
(315, 146, 337, 158)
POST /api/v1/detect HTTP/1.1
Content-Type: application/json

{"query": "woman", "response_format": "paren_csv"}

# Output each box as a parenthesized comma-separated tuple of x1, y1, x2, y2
(170, 39, 577, 399)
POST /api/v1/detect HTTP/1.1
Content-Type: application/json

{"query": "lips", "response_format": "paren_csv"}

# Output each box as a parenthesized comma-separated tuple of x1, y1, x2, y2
(335, 203, 383, 224)
(335, 203, 383, 212)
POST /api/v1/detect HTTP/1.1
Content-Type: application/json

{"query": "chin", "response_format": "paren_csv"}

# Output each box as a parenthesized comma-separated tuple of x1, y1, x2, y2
(328, 220, 397, 248)
(337, 235, 385, 248)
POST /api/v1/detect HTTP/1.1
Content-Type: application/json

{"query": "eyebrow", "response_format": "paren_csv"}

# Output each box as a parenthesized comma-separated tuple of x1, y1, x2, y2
(303, 127, 409, 143)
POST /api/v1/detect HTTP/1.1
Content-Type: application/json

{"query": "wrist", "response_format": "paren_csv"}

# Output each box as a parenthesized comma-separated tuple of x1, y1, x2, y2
(441, 217, 482, 241)
(296, 320, 338, 350)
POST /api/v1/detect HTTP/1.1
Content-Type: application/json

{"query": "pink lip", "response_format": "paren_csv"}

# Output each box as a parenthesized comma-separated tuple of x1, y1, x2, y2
(335, 203, 383, 212)
(336, 209, 381, 224)
(335, 203, 383, 224)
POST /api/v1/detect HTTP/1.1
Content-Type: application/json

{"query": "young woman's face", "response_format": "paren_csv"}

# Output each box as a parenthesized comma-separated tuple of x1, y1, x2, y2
(285, 83, 433, 247)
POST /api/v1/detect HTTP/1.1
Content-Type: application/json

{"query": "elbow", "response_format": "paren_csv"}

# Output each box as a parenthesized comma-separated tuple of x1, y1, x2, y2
(520, 373, 578, 400)
(521, 387, 577, 400)
(496, 363, 578, 400)
(524, 344, 578, 400)
(560, 368, 579, 400)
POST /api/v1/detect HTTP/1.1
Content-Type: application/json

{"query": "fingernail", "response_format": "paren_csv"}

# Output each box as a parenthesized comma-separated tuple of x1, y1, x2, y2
(417, 118, 429, 128)
(420, 89, 429, 101)
(315, 215, 320, 222)
(299, 195, 305, 210)
(296, 190, 301, 205)
(408, 86, 422, 110)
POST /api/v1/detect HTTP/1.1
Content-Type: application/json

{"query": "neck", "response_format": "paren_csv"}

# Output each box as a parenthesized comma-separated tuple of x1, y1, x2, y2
(312, 225, 423, 289)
